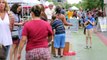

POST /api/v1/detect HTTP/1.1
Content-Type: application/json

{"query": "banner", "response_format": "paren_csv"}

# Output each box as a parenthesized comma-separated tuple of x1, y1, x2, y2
(98, 17, 107, 32)
(69, 18, 79, 32)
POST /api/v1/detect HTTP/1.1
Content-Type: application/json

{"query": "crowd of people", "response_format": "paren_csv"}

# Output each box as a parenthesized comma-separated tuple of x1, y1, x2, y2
(0, 0, 104, 60)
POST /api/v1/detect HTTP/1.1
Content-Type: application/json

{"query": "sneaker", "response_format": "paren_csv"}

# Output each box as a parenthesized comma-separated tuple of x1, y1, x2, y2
(60, 55, 63, 58)
(53, 56, 58, 58)
(85, 46, 88, 49)
(90, 46, 92, 48)
(68, 27, 70, 29)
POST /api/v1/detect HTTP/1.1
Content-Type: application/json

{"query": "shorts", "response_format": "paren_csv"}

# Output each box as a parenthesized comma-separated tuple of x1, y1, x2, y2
(12, 39, 19, 45)
(26, 48, 51, 60)
(86, 28, 93, 38)
(54, 33, 65, 48)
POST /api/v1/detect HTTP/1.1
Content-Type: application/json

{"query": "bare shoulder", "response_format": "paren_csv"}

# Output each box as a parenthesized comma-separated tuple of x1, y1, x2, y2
(56, 14, 64, 19)
(60, 14, 66, 22)
(60, 14, 65, 19)
(61, 14, 65, 17)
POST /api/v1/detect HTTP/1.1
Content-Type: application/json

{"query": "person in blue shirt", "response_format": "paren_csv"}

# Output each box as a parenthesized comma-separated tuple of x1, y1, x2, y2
(51, 15, 65, 58)
(84, 12, 95, 48)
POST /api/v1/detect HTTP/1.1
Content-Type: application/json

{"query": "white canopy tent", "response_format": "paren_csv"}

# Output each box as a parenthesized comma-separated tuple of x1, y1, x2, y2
(7, 0, 27, 17)
(7, 0, 24, 3)
(7, 0, 42, 6)
(7, 0, 42, 16)
(7, 0, 52, 19)
(23, 0, 42, 6)
(70, 6, 79, 10)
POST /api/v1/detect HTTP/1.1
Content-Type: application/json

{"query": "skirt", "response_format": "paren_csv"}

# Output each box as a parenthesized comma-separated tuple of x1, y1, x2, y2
(26, 48, 51, 60)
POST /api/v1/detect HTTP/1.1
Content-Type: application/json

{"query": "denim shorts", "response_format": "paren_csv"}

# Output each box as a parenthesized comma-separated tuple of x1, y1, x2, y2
(54, 33, 65, 48)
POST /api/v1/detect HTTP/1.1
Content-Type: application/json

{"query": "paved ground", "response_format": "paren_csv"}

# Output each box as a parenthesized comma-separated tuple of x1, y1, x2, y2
(101, 31, 107, 37)
(7, 28, 107, 60)
(70, 29, 107, 60)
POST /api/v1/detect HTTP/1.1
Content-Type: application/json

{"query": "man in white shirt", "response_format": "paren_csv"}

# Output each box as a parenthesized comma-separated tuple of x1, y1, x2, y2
(45, 4, 55, 22)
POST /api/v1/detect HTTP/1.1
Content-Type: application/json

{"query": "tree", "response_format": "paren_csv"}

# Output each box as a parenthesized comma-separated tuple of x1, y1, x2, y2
(64, 3, 71, 9)
(80, 0, 103, 10)
(71, 3, 82, 9)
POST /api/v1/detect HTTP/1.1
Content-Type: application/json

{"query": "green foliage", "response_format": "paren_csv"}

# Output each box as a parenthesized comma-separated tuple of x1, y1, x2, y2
(71, 3, 81, 9)
(52, 1, 72, 9)
(65, 3, 72, 9)
(46, 0, 103, 10)
(70, 0, 103, 10)
(47, 0, 52, 2)
(80, 0, 103, 10)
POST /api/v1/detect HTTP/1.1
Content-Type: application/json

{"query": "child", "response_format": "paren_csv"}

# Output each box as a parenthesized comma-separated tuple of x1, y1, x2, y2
(84, 12, 95, 48)
(51, 15, 65, 58)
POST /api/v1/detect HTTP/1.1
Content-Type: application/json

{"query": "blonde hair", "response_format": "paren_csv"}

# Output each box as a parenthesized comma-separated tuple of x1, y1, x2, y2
(0, 0, 10, 11)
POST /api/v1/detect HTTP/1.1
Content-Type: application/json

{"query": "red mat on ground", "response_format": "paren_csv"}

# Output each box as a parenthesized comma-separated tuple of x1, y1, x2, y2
(63, 51, 76, 56)
(96, 32, 107, 46)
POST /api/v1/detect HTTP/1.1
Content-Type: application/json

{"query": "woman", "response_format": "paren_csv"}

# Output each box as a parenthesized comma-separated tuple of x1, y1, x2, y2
(17, 5, 53, 60)
(9, 3, 23, 60)
(55, 6, 72, 26)
(39, 4, 47, 21)
(84, 12, 95, 48)
(0, 0, 14, 60)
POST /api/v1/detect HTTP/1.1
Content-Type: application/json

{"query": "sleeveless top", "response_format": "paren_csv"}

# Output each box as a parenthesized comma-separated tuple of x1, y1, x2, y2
(52, 19, 65, 34)
(12, 13, 22, 39)
(0, 13, 13, 46)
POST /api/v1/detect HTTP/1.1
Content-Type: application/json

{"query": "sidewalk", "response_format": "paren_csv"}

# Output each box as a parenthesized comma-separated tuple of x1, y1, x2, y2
(101, 31, 107, 37)
(7, 29, 107, 60)
(70, 29, 107, 60)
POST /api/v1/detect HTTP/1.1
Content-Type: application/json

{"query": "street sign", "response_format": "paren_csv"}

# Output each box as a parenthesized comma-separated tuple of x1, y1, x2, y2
(104, 0, 107, 4)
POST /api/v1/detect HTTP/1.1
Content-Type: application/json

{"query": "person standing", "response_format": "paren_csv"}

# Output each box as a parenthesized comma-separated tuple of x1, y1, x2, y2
(77, 9, 84, 28)
(9, 3, 23, 60)
(67, 9, 73, 19)
(45, 3, 55, 22)
(0, 0, 14, 60)
(51, 15, 65, 58)
(17, 5, 53, 60)
(51, 6, 72, 58)
(84, 12, 95, 48)
(66, 8, 73, 29)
